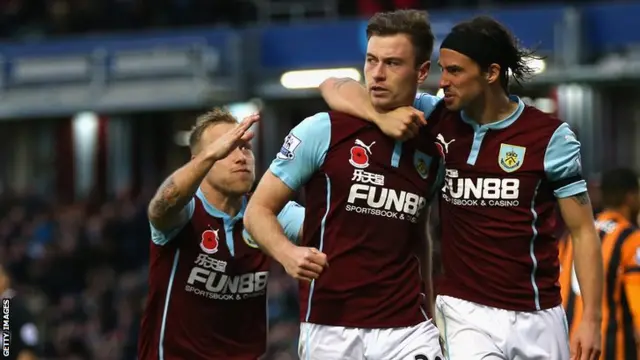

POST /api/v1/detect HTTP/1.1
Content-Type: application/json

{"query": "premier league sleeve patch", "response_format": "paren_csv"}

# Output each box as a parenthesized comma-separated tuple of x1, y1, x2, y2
(276, 133, 302, 160)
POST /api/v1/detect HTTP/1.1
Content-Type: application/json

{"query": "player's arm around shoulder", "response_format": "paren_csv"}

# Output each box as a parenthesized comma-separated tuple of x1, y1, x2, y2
(318, 77, 428, 140)
(244, 113, 329, 281)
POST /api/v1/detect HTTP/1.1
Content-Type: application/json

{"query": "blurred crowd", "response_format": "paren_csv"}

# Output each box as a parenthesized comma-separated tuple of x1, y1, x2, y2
(0, 188, 301, 359)
(0, 0, 613, 40)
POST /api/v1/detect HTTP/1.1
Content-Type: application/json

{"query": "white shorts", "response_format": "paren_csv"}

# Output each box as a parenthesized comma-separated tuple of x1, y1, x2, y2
(435, 295, 570, 360)
(298, 320, 444, 360)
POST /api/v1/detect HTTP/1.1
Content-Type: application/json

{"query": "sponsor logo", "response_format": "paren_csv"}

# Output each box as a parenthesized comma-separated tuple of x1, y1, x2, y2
(441, 169, 520, 207)
(346, 181, 426, 223)
(185, 254, 267, 301)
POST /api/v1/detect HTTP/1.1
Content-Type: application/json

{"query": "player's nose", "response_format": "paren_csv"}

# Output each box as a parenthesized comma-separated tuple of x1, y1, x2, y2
(232, 147, 248, 164)
(371, 63, 386, 81)
(439, 75, 451, 89)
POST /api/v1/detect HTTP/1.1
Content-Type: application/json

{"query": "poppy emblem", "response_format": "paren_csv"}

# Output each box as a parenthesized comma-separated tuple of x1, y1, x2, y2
(200, 228, 219, 254)
(349, 139, 375, 169)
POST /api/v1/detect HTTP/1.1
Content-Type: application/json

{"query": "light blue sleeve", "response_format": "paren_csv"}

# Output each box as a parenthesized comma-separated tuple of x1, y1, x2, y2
(149, 198, 196, 246)
(543, 123, 587, 198)
(242, 201, 305, 245)
(277, 201, 305, 243)
(413, 93, 442, 118)
(268, 112, 331, 191)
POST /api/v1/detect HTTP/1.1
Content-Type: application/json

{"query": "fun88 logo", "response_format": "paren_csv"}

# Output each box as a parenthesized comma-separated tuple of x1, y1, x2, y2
(441, 171, 520, 207)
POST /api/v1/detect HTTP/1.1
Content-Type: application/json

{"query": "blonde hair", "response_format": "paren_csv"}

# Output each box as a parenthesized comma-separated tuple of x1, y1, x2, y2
(188, 107, 237, 154)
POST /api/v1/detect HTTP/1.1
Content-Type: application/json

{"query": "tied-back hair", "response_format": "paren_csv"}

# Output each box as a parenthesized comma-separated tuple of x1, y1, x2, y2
(451, 16, 543, 91)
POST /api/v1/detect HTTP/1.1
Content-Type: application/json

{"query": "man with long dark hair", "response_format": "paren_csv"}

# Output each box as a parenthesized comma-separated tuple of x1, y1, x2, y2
(320, 15, 603, 360)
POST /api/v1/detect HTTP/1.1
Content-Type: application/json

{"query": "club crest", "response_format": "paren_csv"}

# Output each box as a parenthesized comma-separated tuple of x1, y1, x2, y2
(498, 144, 526, 173)
(413, 150, 432, 179)
(242, 228, 259, 249)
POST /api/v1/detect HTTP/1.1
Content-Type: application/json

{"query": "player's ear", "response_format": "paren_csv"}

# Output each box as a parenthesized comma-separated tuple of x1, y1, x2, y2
(485, 63, 501, 84)
(624, 191, 638, 207)
(417, 60, 431, 84)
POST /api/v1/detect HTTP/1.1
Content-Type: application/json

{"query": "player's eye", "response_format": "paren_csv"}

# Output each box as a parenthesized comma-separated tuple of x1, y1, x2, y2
(240, 143, 252, 151)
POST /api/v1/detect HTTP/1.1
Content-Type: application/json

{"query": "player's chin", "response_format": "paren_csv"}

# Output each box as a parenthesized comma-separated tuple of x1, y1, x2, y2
(370, 97, 396, 112)
(443, 97, 462, 111)
(231, 174, 255, 192)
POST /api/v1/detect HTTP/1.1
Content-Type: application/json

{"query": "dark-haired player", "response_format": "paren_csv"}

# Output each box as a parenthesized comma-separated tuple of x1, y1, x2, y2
(245, 9, 443, 360)
(560, 168, 640, 360)
(320, 15, 603, 360)
(138, 110, 304, 360)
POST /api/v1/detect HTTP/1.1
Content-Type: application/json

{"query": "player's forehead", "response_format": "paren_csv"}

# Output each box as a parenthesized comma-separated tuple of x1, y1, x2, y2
(201, 121, 235, 141)
(366, 34, 415, 61)
(438, 48, 475, 69)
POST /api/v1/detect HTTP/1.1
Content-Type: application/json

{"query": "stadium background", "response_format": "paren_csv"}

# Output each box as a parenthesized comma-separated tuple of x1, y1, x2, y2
(0, 0, 639, 358)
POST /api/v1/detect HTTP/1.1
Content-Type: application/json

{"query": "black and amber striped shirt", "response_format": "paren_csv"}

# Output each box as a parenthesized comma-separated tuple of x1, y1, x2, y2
(560, 210, 640, 360)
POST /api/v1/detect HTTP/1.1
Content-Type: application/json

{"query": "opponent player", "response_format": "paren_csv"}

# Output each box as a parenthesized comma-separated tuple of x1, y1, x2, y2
(319, 15, 604, 360)
(244, 10, 444, 360)
(560, 168, 640, 359)
(137, 110, 304, 360)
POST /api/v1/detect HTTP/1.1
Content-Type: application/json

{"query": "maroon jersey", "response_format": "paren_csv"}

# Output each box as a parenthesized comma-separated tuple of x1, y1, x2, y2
(138, 190, 303, 360)
(416, 95, 586, 311)
(269, 111, 441, 328)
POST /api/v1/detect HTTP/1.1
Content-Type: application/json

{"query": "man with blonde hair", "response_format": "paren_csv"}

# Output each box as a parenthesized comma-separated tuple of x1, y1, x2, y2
(138, 109, 304, 360)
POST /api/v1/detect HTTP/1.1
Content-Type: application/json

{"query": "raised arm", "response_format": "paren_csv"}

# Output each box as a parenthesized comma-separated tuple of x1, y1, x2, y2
(545, 123, 603, 359)
(319, 77, 382, 124)
(244, 113, 330, 281)
(319, 77, 428, 140)
(148, 115, 257, 244)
